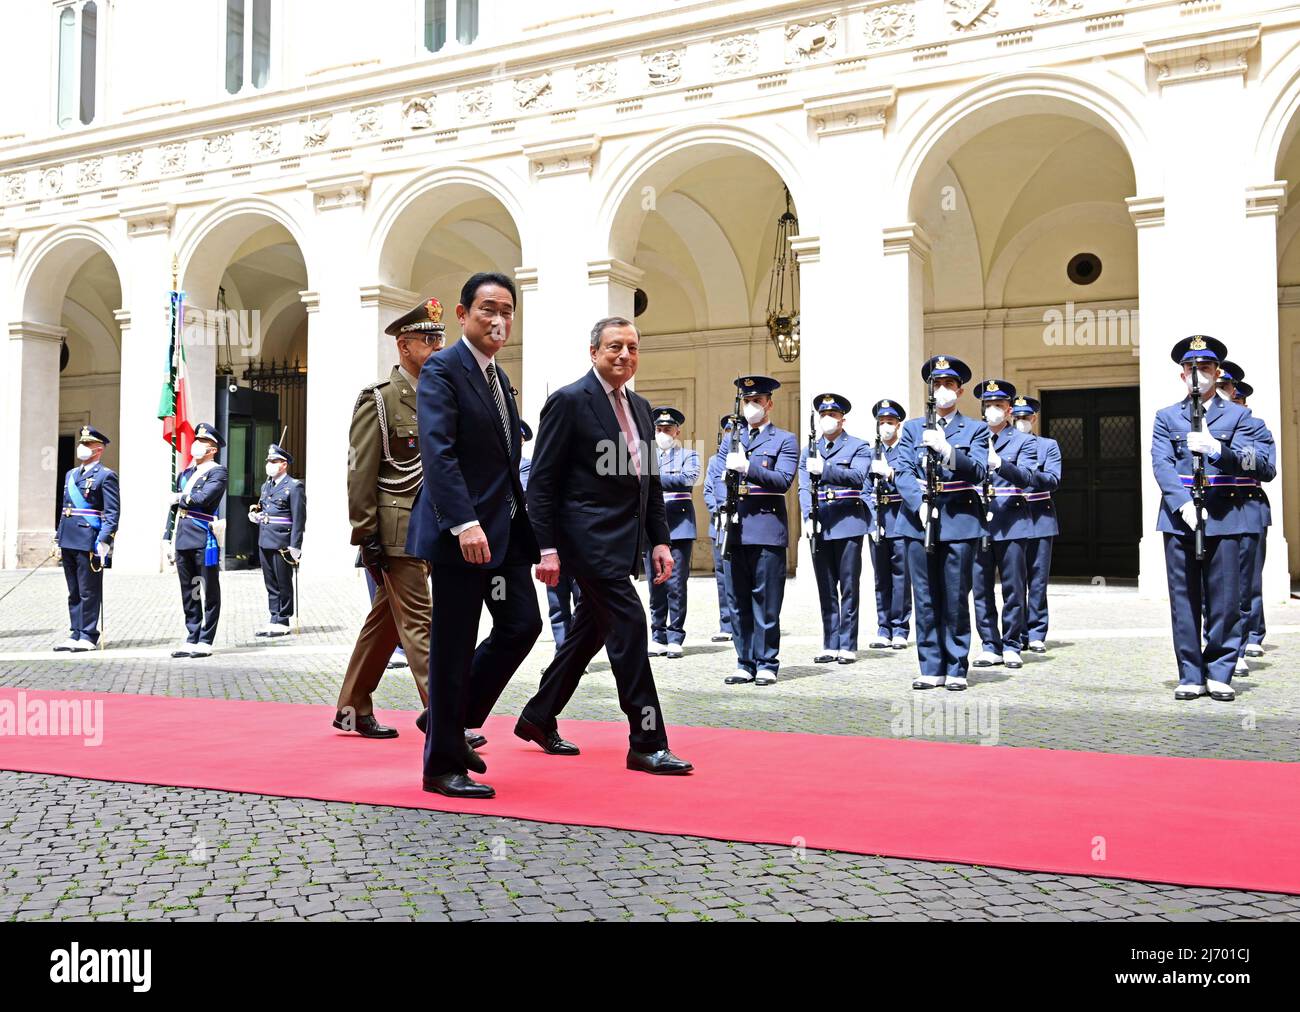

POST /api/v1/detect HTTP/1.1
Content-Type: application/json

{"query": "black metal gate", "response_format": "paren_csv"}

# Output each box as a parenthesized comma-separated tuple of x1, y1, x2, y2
(243, 359, 308, 475)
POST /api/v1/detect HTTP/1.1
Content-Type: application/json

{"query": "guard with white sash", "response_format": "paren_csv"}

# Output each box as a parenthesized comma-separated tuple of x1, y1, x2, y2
(798, 392, 870, 664)
(892, 355, 990, 691)
(166, 423, 228, 658)
(1012, 397, 1060, 654)
(864, 399, 911, 650)
(1215, 369, 1275, 677)
(970, 379, 1039, 671)
(702, 414, 735, 643)
(716, 375, 798, 686)
(646, 407, 699, 658)
(53, 425, 120, 652)
(249, 443, 306, 637)
(1152, 335, 1270, 702)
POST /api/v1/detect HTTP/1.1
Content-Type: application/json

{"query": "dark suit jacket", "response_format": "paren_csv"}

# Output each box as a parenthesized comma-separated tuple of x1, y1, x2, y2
(526, 368, 670, 580)
(406, 339, 539, 569)
(171, 464, 228, 552)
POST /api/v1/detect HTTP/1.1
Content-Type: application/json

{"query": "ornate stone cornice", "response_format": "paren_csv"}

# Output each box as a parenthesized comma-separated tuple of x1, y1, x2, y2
(307, 172, 369, 211)
(587, 258, 643, 290)
(805, 86, 896, 137)
(119, 202, 174, 238)
(360, 284, 420, 310)
(1144, 24, 1260, 88)
(523, 135, 600, 179)
(1245, 182, 1287, 219)
(0, 228, 16, 257)
(788, 234, 821, 264)
(1126, 195, 1165, 229)
(515, 266, 539, 292)
(300, 290, 321, 313)
(882, 223, 931, 260)
(9, 320, 67, 343)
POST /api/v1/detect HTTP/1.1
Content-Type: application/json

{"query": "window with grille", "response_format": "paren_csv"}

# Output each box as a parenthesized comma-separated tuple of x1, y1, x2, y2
(1049, 416, 1085, 459)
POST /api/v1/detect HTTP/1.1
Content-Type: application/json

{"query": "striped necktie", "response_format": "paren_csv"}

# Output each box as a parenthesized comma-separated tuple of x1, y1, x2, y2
(485, 362, 517, 517)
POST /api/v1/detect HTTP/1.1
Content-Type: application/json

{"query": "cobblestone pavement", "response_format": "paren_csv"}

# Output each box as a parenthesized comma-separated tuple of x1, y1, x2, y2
(1, 566, 1298, 921)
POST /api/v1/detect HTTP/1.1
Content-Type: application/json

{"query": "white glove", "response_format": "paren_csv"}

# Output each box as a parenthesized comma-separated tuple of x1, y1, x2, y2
(988, 449, 1002, 471)
(247, 508, 261, 525)
(870, 458, 893, 479)
(868, 528, 880, 544)
(726, 451, 749, 474)
(806, 455, 825, 477)
(804, 517, 820, 537)
(1179, 500, 1199, 530)
(922, 428, 951, 457)
(96, 542, 110, 560)
(173, 492, 186, 506)
(288, 546, 302, 562)
(1186, 430, 1221, 457)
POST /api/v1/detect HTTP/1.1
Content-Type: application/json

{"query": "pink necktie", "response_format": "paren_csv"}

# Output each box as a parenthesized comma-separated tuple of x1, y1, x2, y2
(612, 388, 642, 477)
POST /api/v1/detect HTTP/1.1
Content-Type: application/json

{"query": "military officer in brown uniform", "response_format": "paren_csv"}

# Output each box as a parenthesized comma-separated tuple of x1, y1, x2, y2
(333, 297, 444, 738)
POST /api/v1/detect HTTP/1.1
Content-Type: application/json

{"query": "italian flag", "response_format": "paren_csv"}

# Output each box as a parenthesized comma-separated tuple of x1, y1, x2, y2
(158, 290, 195, 470)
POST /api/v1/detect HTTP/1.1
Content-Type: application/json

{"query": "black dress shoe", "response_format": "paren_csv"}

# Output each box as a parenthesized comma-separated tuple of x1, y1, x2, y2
(725, 672, 755, 685)
(415, 710, 427, 734)
(255, 630, 270, 638)
(627, 748, 693, 775)
(514, 716, 580, 755)
(170, 646, 193, 658)
(813, 653, 836, 664)
(464, 743, 487, 775)
(332, 712, 398, 738)
(422, 772, 495, 799)
(465, 730, 487, 750)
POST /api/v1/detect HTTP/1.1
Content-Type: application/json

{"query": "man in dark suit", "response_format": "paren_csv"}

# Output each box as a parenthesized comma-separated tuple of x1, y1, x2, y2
(407, 272, 543, 799)
(518, 317, 693, 776)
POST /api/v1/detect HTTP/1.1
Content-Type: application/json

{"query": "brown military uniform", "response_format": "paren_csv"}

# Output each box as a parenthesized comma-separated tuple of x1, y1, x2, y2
(336, 365, 431, 717)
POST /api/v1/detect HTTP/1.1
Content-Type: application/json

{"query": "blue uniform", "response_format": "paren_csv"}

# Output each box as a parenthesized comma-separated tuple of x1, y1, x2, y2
(171, 463, 228, 645)
(864, 440, 912, 642)
(521, 452, 579, 646)
(1234, 410, 1275, 657)
(972, 427, 1038, 656)
(645, 445, 700, 647)
(55, 461, 120, 644)
(893, 412, 990, 683)
(702, 445, 734, 636)
(798, 433, 870, 654)
(1151, 396, 1271, 688)
(713, 423, 798, 675)
(253, 474, 306, 626)
(1024, 435, 1060, 644)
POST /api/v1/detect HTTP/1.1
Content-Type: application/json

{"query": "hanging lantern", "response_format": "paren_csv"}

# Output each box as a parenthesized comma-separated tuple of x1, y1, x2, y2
(764, 186, 800, 364)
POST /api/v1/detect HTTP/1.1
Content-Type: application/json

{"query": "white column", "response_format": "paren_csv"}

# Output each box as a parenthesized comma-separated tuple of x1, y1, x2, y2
(520, 136, 603, 427)
(880, 225, 931, 417)
(4, 322, 63, 567)
(302, 173, 372, 573)
(803, 88, 903, 416)
(117, 204, 180, 574)
(0, 227, 17, 568)
(359, 284, 418, 381)
(1240, 182, 1292, 605)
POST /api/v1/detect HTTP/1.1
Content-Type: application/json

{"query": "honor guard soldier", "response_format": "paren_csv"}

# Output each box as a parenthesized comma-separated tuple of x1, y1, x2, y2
(716, 375, 798, 686)
(864, 400, 911, 650)
(1214, 369, 1275, 676)
(335, 297, 441, 737)
(702, 414, 736, 643)
(167, 423, 228, 658)
(519, 419, 534, 488)
(893, 356, 989, 691)
(1012, 397, 1060, 654)
(1153, 336, 1271, 702)
(249, 443, 306, 637)
(798, 393, 871, 664)
(521, 418, 581, 651)
(53, 425, 119, 652)
(970, 380, 1039, 671)
(646, 407, 700, 659)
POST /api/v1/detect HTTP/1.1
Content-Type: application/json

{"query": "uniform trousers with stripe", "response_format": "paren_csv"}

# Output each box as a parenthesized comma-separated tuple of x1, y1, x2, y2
(972, 538, 1028, 654)
(812, 536, 862, 652)
(906, 538, 975, 680)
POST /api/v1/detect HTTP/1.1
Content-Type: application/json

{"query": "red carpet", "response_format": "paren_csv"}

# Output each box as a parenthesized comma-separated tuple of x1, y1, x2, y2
(2, 688, 1298, 894)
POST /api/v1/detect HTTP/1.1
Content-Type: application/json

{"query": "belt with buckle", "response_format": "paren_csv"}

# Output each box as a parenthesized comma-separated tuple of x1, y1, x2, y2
(1178, 474, 1238, 488)
(662, 493, 693, 502)
(179, 508, 218, 523)
(817, 490, 862, 502)
(63, 508, 102, 518)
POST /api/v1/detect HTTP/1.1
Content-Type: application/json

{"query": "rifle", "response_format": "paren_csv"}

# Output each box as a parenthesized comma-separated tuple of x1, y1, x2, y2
(1190, 363, 1207, 561)
(718, 385, 743, 561)
(923, 384, 940, 554)
(870, 426, 886, 542)
(980, 439, 993, 554)
(806, 410, 820, 558)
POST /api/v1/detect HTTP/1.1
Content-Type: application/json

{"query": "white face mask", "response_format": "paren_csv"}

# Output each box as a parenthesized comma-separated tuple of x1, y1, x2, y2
(1185, 370, 1216, 394)
(654, 432, 674, 451)
(1216, 387, 1232, 400)
(819, 414, 841, 437)
(984, 406, 1006, 427)
(933, 386, 958, 409)
(266, 462, 284, 478)
(75, 444, 94, 462)
(742, 402, 765, 426)
(1014, 419, 1034, 434)
(878, 422, 898, 441)
(194, 441, 217, 462)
